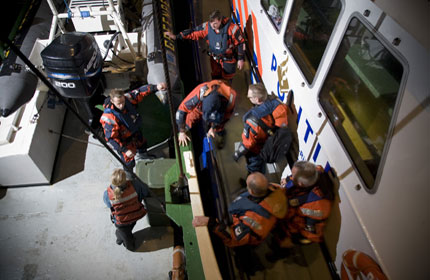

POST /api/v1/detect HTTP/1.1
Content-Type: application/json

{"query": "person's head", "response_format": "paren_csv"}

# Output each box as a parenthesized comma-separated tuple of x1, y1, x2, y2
(209, 10, 223, 30)
(202, 89, 228, 127)
(111, 168, 127, 200)
(246, 172, 269, 197)
(292, 161, 318, 187)
(247, 83, 268, 105)
(109, 89, 126, 110)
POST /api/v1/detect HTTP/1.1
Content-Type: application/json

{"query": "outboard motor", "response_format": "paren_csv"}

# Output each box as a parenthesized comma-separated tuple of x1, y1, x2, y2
(41, 32, 102, 98)
(41, 32, 103, 127)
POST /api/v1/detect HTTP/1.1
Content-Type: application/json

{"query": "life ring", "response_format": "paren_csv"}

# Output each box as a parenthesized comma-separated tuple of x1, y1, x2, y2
(341, 249, 388, 280)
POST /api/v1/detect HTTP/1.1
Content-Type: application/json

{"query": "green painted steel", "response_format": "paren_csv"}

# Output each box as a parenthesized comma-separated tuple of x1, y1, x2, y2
(165, 145, 205, 280)
(136, 159, 176, 227)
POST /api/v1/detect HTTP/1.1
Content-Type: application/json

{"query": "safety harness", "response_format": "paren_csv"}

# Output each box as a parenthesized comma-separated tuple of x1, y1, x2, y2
(207, 19, 235, 60)
(102, 99, 142, 135)
(285, 177, 328, 233)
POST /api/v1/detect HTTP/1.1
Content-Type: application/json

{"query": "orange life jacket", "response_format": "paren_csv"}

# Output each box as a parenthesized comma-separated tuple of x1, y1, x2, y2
(107, 181, 147, 225)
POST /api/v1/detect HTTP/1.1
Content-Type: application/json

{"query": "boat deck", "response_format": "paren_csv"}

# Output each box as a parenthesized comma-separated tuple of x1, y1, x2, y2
(0, 0, 334, 279)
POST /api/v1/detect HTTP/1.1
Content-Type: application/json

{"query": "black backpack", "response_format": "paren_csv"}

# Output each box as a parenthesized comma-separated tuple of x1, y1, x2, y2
(248, 114, 292, 163)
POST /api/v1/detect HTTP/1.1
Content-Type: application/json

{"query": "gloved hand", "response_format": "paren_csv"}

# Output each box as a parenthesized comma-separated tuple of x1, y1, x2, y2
(233, 143, 247, 162)
(155, 90, 167, 104)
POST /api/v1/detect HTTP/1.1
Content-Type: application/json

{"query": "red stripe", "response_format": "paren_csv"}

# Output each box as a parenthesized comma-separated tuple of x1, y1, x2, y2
(237, 0, 244, 31)
(251, 11, 263, 77)
(244, 0, 249, 28)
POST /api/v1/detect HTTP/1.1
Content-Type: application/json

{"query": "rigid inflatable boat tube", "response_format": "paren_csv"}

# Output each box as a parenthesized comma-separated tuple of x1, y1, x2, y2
(0, 0, 51, 117)
(141, 0, 181, 105)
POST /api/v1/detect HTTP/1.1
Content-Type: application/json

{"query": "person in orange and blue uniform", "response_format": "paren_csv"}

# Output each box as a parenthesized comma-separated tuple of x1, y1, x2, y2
(165, 10, 245, 82)
(277, 161, 334, 248)
(100, 82, 166, 170)
(176, 79, 236, 149)
(192, 172, 287, 247)
(233, 83, 289, 174)
(103, 169, 149, 251)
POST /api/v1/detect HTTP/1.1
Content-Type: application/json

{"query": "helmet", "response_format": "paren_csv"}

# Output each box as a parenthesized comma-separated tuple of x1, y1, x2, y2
(202, 90, 227, 126)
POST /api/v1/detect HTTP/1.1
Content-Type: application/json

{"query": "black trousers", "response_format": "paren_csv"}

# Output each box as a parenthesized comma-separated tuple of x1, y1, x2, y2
(115, 222, 136, 251)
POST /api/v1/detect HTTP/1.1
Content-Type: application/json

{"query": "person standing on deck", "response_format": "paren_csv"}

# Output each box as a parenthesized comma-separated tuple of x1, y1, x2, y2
(165, 10, 245, 83)
(103, 169, 149, 251)
(100, 82, 166, 171)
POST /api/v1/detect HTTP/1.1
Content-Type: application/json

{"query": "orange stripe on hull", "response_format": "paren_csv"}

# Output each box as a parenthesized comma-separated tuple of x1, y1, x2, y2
(237, 0, 244, 31)
(244, 0, 249, 27)
(251, 11, 263, 78)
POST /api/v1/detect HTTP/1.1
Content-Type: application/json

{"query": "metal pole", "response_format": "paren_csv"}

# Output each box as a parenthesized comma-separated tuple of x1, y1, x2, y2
(0, 36, 166, 212)
(107, 0, 138, 60)
(46, 0, 66, 42)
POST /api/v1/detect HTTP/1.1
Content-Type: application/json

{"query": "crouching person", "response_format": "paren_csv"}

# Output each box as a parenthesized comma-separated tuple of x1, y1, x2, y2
(176, 79, 237, 149)
(192, 172, 287, 274)
(276, 161, 334, 249)
(103, 169, 148, 251)
(192, 172, 287, 247)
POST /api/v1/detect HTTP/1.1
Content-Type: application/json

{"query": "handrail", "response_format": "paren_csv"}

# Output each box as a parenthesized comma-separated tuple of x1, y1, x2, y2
(205, 137, 237, 280)
(320, 241, 340, 280)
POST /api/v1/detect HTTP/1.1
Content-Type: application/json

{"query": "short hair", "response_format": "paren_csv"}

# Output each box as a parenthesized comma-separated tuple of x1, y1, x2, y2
(209, 10, 222, 22)
(293, 161, 319, 187)
(109, 88, 125, 100)
(247, 172, 269, 197)
(248, 83, 268, 101)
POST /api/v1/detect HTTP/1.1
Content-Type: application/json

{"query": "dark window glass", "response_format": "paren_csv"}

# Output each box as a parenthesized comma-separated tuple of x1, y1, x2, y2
(284, 0, 341, 83)
(261, 0, 288, 30)
(319, 17, 404, 190)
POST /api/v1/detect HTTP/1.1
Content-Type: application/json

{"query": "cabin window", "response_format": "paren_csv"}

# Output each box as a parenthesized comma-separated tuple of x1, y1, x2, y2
(284, 0, 341, 83)
(261, 0, 287, 30)
(319, 17, 404, 191)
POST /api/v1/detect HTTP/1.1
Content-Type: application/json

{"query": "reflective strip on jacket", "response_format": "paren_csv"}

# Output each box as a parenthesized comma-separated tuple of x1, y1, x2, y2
(213, 184, 287, 247)
(107, 181, 147, 225)
(282, 168, 332, 243)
